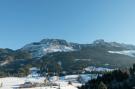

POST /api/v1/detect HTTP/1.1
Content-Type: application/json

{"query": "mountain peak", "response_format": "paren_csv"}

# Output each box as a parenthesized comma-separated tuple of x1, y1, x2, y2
(40, 38, 67, 43)
(21, 38, 78, 58)
(93, 39, 106, 44)
(40, 39, 69, 46)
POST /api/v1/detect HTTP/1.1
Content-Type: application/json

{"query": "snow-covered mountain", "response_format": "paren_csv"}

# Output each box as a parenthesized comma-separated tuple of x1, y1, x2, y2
(93, 39, 135, 50)
(92, 39, 135, 57)
(21, 39, 81, 58)
(20, 39, 135, 58)
(2, 39, 135, 76)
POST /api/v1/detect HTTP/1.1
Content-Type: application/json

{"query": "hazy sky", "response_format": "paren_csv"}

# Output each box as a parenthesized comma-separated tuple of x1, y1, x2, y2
(0, 0, 135, 49)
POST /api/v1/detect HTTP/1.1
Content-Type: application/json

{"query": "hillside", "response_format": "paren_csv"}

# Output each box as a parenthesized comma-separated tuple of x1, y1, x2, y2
(0, 39, 135, 76)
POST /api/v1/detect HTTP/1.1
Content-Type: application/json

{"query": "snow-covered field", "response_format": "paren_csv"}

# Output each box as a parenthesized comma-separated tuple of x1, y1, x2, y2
(108, 50, 135, 57)
(0, 77, 81, 89)
(84, 66, 114, 72)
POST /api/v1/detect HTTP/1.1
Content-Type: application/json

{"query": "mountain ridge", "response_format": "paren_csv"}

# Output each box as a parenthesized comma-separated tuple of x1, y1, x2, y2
(20, 39, 135, 58)
(1, 38, 135, 76)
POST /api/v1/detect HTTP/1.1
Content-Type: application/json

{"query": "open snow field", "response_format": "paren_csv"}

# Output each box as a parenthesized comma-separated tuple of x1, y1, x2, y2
(0, 77, 81, 89)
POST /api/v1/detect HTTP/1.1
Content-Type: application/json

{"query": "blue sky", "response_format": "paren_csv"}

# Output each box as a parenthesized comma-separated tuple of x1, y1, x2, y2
(0, 0, 135, 49)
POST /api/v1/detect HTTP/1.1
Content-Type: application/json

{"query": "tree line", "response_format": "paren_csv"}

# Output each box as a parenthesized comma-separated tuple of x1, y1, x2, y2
(79, 64, 135, 89)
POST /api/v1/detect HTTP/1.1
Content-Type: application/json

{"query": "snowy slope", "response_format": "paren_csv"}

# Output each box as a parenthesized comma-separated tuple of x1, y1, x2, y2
(108, 50, 135, 57)
(21, 39, 80, 58)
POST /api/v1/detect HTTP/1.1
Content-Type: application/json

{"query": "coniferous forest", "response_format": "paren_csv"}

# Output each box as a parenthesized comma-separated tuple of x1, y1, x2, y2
(79, 64, 135, 89)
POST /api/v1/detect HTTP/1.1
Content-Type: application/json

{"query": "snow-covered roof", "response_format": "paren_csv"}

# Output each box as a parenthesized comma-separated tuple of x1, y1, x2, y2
(29, 67, 40, 71)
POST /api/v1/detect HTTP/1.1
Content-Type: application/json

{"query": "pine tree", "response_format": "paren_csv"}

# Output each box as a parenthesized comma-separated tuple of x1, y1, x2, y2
(98, 81, 107, 89)
(133, 64, 135, 73)
(129, 67, 133, 75)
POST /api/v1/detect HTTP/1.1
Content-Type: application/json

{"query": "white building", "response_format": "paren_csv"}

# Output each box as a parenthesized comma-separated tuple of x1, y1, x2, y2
(25, 67, 44, 84)
(27, 67, 40, 78)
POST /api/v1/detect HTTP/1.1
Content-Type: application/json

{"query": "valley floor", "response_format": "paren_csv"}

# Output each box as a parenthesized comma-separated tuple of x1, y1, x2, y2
(0, 77, 81, 89)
